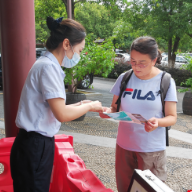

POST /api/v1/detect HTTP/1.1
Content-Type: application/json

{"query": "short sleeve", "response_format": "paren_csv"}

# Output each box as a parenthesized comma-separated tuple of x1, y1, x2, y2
(110, 73, 125, 96)
(164, 78, 178, 102)
(40, 64, 66, 102)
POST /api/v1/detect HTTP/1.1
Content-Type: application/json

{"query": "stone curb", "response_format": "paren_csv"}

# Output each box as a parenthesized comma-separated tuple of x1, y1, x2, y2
(77, 89, 102, 97)
(57, 130, 192, 160)
(169, 129, 192, 144)
(65, 89, 102, 98)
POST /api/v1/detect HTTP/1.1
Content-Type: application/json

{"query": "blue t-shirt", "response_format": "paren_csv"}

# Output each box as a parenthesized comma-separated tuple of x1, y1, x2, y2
(15, 51, 66, 137)
(110, 71, 177, 152)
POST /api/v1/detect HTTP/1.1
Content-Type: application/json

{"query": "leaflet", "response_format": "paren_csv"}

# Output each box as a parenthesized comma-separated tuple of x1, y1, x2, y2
(103, 111, 148, 125)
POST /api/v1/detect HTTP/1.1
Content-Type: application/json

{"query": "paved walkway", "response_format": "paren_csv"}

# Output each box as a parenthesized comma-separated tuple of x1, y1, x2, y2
(1, 118, 192, 160)
(0, 82, 192, 192)
(0, 114, 192, 191)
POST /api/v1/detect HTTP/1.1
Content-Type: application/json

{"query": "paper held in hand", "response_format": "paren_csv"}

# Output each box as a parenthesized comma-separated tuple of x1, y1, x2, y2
(103, 111, 147, 125)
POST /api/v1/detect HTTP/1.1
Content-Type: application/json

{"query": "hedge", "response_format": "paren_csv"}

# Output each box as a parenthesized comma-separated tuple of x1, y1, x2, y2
(103, 63, 192, 87)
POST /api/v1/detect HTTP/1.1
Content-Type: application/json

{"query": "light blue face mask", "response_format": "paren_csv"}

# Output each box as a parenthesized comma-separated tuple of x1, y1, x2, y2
(61, 46, 81, 68)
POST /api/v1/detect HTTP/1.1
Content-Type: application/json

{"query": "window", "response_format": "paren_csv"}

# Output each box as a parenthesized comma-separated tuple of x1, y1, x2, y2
(176, 56, 180, 62)
(116, 54, 123, 58)
(179, 57, 185, 61)
(162, 57, 168, 61)
(176, 56, 187, 63)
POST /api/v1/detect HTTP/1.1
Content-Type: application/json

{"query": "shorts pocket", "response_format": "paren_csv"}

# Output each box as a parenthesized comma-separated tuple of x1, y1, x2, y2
(153, 151, 167, 181)
(154, 151, 166, 169)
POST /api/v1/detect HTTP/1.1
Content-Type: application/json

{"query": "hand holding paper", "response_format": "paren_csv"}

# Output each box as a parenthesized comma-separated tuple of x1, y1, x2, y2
(99, 107, 112, 118)
(145, 117, 158, 132)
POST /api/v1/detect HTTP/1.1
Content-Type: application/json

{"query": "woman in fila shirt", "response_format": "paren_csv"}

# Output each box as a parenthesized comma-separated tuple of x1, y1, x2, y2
(100, 36, 177, 192)
(10, 17, 103, 192)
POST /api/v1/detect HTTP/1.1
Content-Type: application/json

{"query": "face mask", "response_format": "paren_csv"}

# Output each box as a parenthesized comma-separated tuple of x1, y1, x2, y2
(61, 47, 80, 68)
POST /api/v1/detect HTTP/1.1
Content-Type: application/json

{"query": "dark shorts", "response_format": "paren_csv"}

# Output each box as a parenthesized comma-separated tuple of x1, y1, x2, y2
(10, 129, 55, 192)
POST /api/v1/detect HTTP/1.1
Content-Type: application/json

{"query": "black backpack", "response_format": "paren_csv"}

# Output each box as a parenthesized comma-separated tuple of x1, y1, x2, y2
(115, 69, 171, 146)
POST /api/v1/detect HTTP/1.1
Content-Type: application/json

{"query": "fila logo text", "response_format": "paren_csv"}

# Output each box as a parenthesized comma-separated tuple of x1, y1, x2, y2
(123, 88, 155, 101)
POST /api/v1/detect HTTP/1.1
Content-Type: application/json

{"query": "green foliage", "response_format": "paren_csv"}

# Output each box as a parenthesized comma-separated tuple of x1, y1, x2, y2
(75, 2, 115, 40)
(35, 0, 67, 44)
(107, 64, 132, 79)
(156, 38, 168, 52)
(112, 20, 144, 51)
(102, 0, 125, 20)
(107, 3, 123, 20)
(179, 34, 192, 52)
(64, 34, 116, 92)
(124, 0, 192, 68)
(178, 57, 192, 92)
(139, 0, 192, 41)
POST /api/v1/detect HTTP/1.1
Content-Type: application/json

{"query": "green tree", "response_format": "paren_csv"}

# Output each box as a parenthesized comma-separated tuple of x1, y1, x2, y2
(112, 19, 146, 51)
(61, 0, 126, 19)
(75, 2, 115, 40)
(64, 34, 116, 92)
(35, 0, 118, 44)
(35, 0, 67, 44)
(124, 0, 192, 68)
(60, 0, 78, 19)
(179, 34, 192, 53)
(102, 1, 124, 21)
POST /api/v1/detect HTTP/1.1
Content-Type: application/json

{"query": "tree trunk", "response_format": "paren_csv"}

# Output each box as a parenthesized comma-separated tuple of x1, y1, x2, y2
(168, 38, 173, 68)
(72, 1, 75, 19)
(169, 59, 175, 68)
(62, 0, 75, 19)
(62, 0, 67, 13)
(168, 36, 180, 68)
(62, 0, 75, 93)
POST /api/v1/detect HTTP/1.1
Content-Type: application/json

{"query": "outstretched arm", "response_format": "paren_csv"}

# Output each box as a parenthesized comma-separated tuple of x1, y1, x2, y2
(68, 100, 93, 106)
(48, 98, 103, 122)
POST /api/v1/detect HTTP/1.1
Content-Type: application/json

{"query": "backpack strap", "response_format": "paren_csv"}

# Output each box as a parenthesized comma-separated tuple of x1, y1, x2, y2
(160, 71, 171, 116)
(115, 69, 133, 112)
(160, 71, 171, 146)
